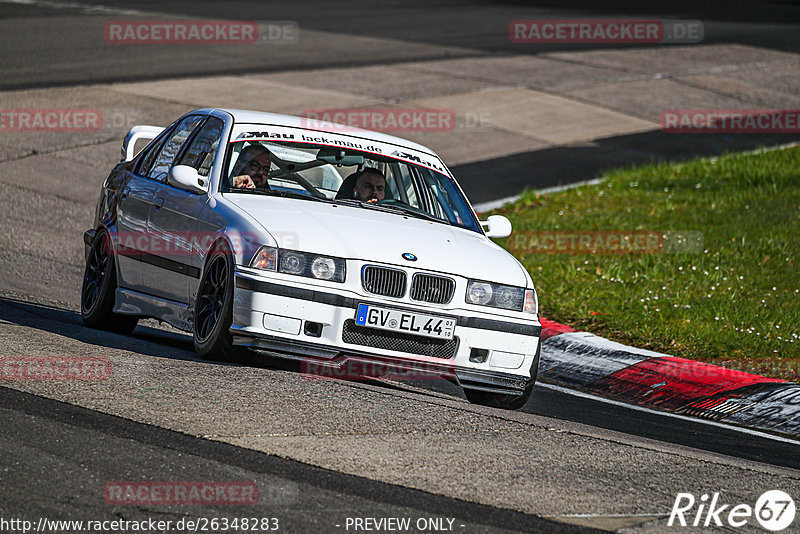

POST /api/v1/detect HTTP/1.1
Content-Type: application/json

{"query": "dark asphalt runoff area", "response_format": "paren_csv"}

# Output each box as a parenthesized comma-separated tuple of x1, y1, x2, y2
(3, 0, 798, 202)
(1, 0, 799, 90)
(0, 386, 597, 534)
(457, 131, 800, 204)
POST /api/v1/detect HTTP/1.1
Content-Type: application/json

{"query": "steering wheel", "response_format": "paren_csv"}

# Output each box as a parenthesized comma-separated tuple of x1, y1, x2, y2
(267, 169, 327, 199)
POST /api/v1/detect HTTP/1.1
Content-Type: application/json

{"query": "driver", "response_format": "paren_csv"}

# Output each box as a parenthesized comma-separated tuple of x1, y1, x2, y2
(351, 168, 386, 203)
(230, 144, 272, 189)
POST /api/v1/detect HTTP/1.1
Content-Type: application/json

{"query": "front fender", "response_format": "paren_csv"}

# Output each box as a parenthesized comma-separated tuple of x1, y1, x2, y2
(195, 195, 276, 268)
(83, 229, 97, 261)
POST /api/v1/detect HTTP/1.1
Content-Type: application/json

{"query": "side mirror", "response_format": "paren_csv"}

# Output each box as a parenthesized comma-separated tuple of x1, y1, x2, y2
(168, 165, 207, 194)
(481, 215, 512, 238)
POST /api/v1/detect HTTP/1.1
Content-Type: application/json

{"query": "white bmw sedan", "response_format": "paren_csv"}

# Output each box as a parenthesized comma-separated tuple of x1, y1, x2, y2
(82, 108, 541, 409)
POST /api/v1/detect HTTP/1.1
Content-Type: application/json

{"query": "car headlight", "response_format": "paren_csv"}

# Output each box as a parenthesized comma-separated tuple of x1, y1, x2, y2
(466, 280, 527, 311)
(311, 257, 337, 280)
(280, 251, 306, 275)
(251, 246, 345, 283)
(251, 246, 278, 271)
(523, 288, 538, 315)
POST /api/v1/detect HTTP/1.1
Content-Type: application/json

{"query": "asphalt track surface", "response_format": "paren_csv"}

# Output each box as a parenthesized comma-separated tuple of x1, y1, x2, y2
(2, 1, 800, 532)
(4, 298, 800, 472)
(1, 386, 592, 534)
(3, 0, 799, 203)
(2, 0, 799, 89)
(5, 298, 800, 470)
(1, 295, 799, 532)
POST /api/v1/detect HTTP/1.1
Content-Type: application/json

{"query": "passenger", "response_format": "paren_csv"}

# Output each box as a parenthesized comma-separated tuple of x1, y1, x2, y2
(230, 144, 272, 189)
(350, 168, 386, 203)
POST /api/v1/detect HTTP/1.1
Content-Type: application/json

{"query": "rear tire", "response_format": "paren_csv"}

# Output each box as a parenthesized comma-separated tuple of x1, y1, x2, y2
(463, 343, 540, 410)
(80, 229, 138, 335)
(193, 243, 244, 361)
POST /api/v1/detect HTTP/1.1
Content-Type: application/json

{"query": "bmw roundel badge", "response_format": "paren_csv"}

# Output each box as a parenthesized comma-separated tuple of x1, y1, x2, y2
(402, 253, 417, 261)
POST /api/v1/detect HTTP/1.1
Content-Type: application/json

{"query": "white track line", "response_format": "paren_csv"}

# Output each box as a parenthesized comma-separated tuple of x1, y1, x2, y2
(553, 513, 665, 519)
(472, 178, 603, 213)
(538, 382, 800, 446)
(0, 0, 273, 20)
(472, 142, 800, 212)
(0, 0, 150, 15)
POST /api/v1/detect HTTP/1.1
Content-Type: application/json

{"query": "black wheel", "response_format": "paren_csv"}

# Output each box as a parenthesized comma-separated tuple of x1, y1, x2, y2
(463, 343, 540, 410)
(81, 229, 138, 334)
(193, 244, 244, 361)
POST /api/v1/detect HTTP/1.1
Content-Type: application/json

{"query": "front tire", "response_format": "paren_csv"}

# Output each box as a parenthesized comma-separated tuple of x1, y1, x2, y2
(80, 229, 138, 334)
(193, 243, 242, 361)
(463, 343, 540, 410)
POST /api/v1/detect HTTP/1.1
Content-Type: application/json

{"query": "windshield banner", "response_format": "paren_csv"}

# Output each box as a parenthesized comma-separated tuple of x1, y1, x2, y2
(231, 125, 449, 175)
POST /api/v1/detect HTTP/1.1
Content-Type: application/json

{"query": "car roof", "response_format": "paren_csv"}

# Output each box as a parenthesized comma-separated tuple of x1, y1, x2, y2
(198, 108, 440, 157)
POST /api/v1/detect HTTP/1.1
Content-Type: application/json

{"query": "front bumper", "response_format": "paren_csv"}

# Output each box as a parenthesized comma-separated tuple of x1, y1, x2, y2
(231, 270, 541, 395)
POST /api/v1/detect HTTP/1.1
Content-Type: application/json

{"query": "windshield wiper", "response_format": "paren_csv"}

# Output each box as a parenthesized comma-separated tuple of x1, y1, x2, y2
(226, 188, 328, 202)
(381, 204, 443, 223)
(337, 199, 443, 223)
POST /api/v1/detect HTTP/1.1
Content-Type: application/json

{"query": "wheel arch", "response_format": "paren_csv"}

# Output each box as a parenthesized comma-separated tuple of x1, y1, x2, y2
(85, 224, 122, 281)
(198, 225, 270, 274)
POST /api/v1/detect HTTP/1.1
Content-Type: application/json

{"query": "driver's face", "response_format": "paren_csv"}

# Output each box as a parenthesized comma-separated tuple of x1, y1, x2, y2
(246, 153, 271, 186)
(355, 174, 386, 201)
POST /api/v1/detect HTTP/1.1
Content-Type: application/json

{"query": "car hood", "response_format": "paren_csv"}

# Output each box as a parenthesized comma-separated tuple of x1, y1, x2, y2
(225, 194, 528, 286)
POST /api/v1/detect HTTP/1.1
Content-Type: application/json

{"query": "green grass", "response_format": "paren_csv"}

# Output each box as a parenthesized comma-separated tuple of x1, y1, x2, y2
(491, 145, 800, 379)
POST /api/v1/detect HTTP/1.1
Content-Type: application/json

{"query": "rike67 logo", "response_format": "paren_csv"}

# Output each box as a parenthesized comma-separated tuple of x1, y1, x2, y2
(669, 490, 795, 531)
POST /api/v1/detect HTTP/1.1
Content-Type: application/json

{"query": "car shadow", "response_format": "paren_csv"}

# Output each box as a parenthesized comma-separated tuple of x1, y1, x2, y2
(0, 295, 201, 362)
(0, 296, 293, 372)
(0, 295, 431, 392)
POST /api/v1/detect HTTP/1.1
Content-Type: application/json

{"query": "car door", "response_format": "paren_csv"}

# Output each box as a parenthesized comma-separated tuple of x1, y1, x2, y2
(116, 114, 205, 298)
(114, 125, 177, 293)
(147, 116, 226, 303)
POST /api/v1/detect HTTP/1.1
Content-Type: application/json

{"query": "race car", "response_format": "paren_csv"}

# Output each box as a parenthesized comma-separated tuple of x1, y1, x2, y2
(81, 108, 541, 409)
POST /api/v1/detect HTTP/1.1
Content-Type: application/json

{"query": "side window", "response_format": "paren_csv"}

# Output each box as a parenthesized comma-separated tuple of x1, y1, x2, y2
(422, 172, 451, 220)
(423, 171, 466, 225)
(179, 117, 225, 176)
(136, 126, 175, 176)
(393, 163, 419, 208)
(145, 115, 204, 182)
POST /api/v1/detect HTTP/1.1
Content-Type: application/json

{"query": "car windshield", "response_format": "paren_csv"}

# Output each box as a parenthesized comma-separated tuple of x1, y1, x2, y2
(221, 137, 481, 233)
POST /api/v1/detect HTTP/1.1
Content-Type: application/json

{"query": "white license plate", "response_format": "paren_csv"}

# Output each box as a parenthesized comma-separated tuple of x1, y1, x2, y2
(355, 304, 456, 340)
